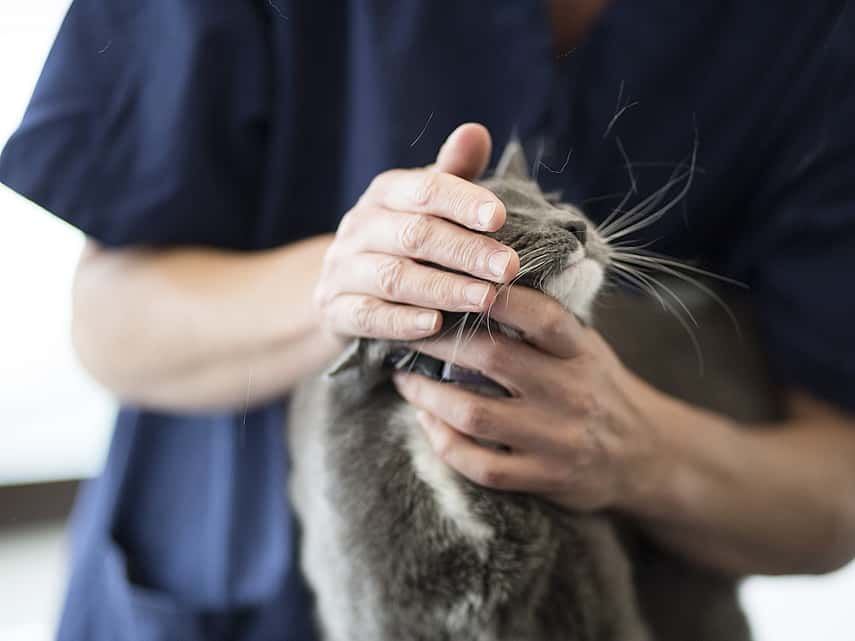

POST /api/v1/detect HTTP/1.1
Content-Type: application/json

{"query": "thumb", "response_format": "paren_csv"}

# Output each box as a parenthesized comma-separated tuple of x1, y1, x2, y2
(433, 123, 492, 180)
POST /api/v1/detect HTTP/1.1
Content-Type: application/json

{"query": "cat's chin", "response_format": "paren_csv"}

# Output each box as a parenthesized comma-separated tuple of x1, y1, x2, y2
(543, 257, 606, 323)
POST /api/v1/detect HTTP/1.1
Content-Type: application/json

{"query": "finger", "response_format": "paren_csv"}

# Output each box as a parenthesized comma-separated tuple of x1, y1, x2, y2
(434, 123, 492, 179)
(488, 286, 585, 358)
(343, 209, 518, 282)
(330, 252, 497, 313)
(325, 294, 441, 340)
(415, 410, 551, 492)
(394, 372, 530, 447)
(409, 330, 541, 395)
(365, 169, 507, 232)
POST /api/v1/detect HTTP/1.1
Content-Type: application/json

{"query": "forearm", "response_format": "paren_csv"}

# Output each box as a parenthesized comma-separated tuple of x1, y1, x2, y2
(623, 381, 855, 576)
(72, 234, 341, 411)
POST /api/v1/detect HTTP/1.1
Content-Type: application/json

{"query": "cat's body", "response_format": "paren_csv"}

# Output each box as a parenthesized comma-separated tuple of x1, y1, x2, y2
(289, 362, 649, 641)
(288, 142, 777, 640)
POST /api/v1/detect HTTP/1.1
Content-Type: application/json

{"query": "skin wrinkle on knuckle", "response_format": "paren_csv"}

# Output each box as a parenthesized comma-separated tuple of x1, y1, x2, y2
(459, 401, 491, 438)
(388, 309, 409, 338)
(399, 214, 433, 255)
(453, 236, 490, 275)
(413, 172, 440, 207)
(424, 272, 455, 308)
(352, 297, 381, 334)
(377, 257, 407, 299)
(446, 191, 470, 222)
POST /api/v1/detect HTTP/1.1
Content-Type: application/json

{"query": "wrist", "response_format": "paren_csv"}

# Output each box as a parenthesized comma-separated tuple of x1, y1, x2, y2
(616, 374, 745, 527)
(611, 371, 676, 518)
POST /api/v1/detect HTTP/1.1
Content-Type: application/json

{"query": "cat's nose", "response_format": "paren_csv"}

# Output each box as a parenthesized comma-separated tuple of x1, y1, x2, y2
(565, 221, 587, 245)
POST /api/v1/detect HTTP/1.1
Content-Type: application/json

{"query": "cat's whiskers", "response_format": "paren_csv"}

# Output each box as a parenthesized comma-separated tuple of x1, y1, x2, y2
(611, 250, 746, 288)
(449, 311, 472, 367)
(600, 162, 694, 242)
(590, 124, 753, 371)
(478, 254, 552, 345)
(596, 162, 685, 238)
(598, 133, 699, 241)
(460, 250, 554, 351)
(610, 251, 745, 340)
(607, 263, 706, 372)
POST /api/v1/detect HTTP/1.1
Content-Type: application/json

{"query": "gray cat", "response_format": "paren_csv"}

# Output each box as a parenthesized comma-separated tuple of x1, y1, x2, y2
(288, 141, 775, 641)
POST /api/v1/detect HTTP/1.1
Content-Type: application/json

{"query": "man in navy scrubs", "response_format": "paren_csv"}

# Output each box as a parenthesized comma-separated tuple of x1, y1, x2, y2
(2, 1, 855, 639)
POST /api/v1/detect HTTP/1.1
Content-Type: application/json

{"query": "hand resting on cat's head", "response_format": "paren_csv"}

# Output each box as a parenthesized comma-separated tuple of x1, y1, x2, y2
(313, 122, 520, 343)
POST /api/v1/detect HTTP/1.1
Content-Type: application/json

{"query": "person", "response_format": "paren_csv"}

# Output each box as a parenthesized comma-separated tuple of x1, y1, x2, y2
(2, 1, 855, 639)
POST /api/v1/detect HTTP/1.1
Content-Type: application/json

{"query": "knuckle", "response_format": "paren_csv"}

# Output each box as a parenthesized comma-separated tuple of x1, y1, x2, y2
(312, 283, 330, 309)
(368, 169, 396, 195)
(480, 343, 508, 373)
(319, 247, 339, 277)
(572, 390, 600, 418)
(451, 237, 485, 273)
(459, 401, 491, 437)
(475, 464, 505, 489)
(539, 308, 568, 342)
(399, 214, 433, 255)
(426, 273, 458, 309)
(336, 209, 359, 237)
(377, 257, 407, 298)
(432, 430, 455, 461)
(352, 297, 381, 334)
(413, 172, 440, 207)
(315, 253, 344, 306)
(387, 307, 415, 338)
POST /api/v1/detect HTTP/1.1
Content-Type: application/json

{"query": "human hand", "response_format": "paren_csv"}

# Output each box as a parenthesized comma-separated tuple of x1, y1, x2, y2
(392, 286, 665, 512)
(314, 123, 520, 341)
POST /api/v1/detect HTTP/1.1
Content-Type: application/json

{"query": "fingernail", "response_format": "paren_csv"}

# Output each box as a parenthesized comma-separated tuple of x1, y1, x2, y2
(489, 251, 512, 278)
(464, 283, 490, 306)
(477, 201, 497, 229)
(416, 312, 439, 331)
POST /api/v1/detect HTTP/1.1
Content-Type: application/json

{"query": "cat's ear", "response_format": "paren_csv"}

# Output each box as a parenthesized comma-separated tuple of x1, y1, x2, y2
(324, 339, 367, 377)
(495, 138, 530, 180)
(324, 338, 399, 378)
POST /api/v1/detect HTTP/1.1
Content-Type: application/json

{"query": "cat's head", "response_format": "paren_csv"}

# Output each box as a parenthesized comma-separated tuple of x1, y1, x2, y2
(480, 140, 610, 324)
(327, 141, 611, 379)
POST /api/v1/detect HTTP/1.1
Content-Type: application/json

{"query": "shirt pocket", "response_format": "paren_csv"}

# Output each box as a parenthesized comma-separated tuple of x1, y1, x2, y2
(102, 537, 206, 641)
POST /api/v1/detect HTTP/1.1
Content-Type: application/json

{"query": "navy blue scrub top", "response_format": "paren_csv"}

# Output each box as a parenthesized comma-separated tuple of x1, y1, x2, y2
(2, 2, 854, 639)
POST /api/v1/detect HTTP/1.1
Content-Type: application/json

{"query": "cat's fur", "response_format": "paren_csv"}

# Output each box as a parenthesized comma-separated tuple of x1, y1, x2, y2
(288, 141, 778, 640)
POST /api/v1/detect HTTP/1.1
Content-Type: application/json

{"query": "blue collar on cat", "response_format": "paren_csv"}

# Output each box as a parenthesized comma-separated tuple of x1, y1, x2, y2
(385, 349, 510, 397)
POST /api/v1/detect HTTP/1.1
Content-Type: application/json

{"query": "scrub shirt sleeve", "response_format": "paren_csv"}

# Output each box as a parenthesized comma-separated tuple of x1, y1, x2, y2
(743, 14, 855, 412)
(0, 0, 271, 249)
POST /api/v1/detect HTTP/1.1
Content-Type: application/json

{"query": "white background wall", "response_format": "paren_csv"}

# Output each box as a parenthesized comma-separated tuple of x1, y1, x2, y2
(0, 2, 852, 640)
(0, 0, 114, 485)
